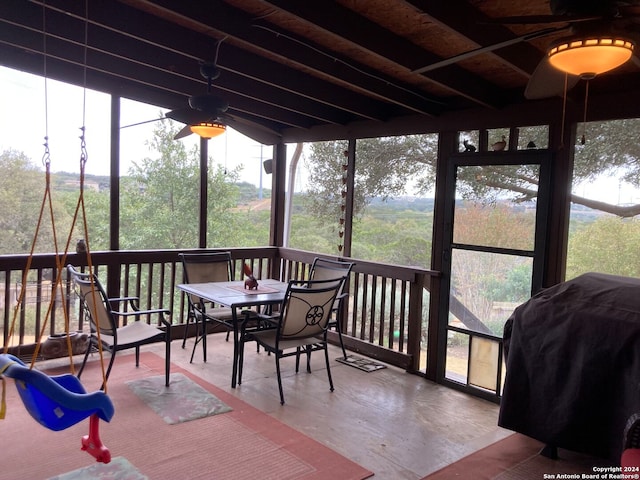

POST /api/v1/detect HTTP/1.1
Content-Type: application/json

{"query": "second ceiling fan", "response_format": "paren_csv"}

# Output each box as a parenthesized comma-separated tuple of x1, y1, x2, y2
(493, 0, 639, 99)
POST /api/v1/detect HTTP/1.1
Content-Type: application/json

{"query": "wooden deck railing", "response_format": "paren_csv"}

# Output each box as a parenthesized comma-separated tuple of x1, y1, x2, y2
(0, 247, 438, 372)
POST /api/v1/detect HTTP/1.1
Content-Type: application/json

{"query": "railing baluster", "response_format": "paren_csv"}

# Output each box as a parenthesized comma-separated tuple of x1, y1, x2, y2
(369, 275, 377, 342)
(350, 272, 360, 339)
(399, 280, 407, 352)
(389, 279, 397, 349)
(146, 263, 154, 323)
(0, 248, 438, 378)
(2, 271, 10, 346)
(379, 277, 387, 346)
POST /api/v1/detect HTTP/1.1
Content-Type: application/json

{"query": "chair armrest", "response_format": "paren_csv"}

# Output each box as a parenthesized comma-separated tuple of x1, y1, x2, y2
(107, 296, 141, 311)
(254, 312, 280, 327)
(112, 308, 172, 328)
(334, 292, 348, 308)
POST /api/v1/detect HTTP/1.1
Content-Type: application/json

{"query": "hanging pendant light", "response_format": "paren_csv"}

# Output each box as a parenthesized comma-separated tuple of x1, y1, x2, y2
(548, 35, 634, 77)
(190, 122, 226, 139)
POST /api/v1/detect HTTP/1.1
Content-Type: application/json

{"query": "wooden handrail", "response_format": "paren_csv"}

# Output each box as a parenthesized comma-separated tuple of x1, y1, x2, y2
(0, 247, 438, 372)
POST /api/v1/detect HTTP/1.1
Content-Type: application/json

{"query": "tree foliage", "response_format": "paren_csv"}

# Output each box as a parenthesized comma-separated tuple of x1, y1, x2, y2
(0, 150, 73, 254)
(304, 121, 640, 220)
(121, 121, 242, 249)
(304, 136, 437, 223)
(574, 119, 640, 186)
(567, 216, 640, 279)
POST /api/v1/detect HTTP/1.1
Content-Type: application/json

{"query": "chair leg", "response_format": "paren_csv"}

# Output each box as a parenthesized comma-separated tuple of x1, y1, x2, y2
(103, 349, 117, 390)
(165, 333, 171, 387)
(77, 337, 94, 379)
(275, 354, 285, 405)
(190, 316, 207, 363)
(238, 336, 246, 385)
(202, 319, 207, 362)
(334, 314, 348, 359)
(306, 345, 312, 373)
(181, 312, 193, 349)
(135, 346, 140, 366)
(323, 341, 334, 393)
(189, 324, 198, 363)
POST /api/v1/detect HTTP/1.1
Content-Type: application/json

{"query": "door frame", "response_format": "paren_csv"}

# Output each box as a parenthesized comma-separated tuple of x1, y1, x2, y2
(435, 150, 552, 401)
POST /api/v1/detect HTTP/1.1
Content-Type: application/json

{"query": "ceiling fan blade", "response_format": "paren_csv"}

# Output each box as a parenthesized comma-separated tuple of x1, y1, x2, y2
(166, 107, 216, 125)
(220, 113, 282, 146)
(174, 125, 193, 140)
(120, 117, 165, 129)
(524, 56, 580, 100)
(619, 6, 640, 16)
(482, 14, 602, 25)
(413, 26, 567, 74)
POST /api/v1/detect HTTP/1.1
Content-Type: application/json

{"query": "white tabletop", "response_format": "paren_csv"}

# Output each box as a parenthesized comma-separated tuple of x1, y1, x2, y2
(177, 279, 288, 309)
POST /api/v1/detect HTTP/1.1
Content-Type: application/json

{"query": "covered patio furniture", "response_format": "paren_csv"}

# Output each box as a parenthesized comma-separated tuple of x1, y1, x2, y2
(499, 272, 640, 462)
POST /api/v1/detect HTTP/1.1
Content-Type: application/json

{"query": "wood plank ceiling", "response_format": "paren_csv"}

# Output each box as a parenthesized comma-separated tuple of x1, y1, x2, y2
(1, 0, 639, 144)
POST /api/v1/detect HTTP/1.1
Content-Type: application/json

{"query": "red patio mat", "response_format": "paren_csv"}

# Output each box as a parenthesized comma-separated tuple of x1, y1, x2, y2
(421, 433, 612, 480)
(0, 352, 373, 480)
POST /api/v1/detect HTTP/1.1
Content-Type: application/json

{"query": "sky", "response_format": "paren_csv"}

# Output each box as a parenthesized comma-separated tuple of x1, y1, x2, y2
(2, 66, 638, 205)
(0, 66, 277, 188)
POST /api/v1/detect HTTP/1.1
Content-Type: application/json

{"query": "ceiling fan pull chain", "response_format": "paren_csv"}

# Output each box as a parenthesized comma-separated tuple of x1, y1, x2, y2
(560, 72, 568, 149)
(581, 80, 589, 145)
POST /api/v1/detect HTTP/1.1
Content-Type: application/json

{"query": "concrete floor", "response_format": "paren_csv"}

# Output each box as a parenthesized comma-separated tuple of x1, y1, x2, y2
(143, 333, 512, 479)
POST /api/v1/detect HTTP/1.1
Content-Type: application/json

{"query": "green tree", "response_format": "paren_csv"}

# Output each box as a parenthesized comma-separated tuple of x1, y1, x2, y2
(567, 216, 640, 279)
(0, 150, 73, 254)
(305, 121, 640, 221)
(120, 121, 242, 249)
(305, 136, 437, 223)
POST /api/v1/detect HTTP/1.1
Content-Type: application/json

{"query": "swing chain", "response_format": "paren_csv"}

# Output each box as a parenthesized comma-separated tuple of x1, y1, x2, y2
(79, 126, 88, 168)
(41, 136, 50, 168)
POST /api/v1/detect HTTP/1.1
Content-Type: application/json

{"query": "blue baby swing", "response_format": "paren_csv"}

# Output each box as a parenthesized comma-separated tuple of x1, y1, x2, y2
(0, 5, 114, 461)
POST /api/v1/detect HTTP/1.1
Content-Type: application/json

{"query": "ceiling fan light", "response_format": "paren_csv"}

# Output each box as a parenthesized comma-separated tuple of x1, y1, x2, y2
(548, 36, 634, 77)
(190, 122, 226, 139)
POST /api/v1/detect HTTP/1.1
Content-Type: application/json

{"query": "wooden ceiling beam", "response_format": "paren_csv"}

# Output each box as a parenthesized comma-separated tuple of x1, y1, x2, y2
(407, 0, 549, 77)
(124, 0, 445, 116)
(4, 0, 389, 127)
(0, 19, 316, 130)
(257, 0, 507, 109)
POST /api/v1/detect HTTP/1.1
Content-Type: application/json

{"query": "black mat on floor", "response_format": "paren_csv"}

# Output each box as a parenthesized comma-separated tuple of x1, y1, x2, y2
(336, 355, 387, 372)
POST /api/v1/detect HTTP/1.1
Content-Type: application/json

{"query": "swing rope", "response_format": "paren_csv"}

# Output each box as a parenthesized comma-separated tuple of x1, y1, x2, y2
(0, 2, 113, 463)
(2, 0, 108, 392)
(74, 126, 111, 393)
(0, 359, 15, 419)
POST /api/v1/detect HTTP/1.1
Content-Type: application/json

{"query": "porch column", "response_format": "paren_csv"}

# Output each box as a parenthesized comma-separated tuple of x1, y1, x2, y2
(108, 94, 121, 298)
(109, 95, 120, 251)
(341, 138, 356, 258)
(269, 142, 287, 248)
(199, 136, 208, 248)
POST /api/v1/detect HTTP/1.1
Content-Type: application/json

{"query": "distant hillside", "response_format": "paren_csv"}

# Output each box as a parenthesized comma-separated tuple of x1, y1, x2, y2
(52, 171, 110, 192)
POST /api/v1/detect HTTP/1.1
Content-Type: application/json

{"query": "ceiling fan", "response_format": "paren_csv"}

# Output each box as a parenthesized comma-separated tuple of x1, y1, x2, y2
(164, 61, 283, 145)
(414, 0, 638, 100)
(493, 0, 640, 99)
(165, 62, 229, 140)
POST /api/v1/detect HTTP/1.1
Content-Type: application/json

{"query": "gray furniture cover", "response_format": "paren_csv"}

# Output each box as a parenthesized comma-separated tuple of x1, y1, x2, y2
(499, 272, 640, 461)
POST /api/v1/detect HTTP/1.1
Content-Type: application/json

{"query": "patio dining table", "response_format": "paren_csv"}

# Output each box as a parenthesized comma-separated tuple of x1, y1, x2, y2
(177, 279, 289, 388)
